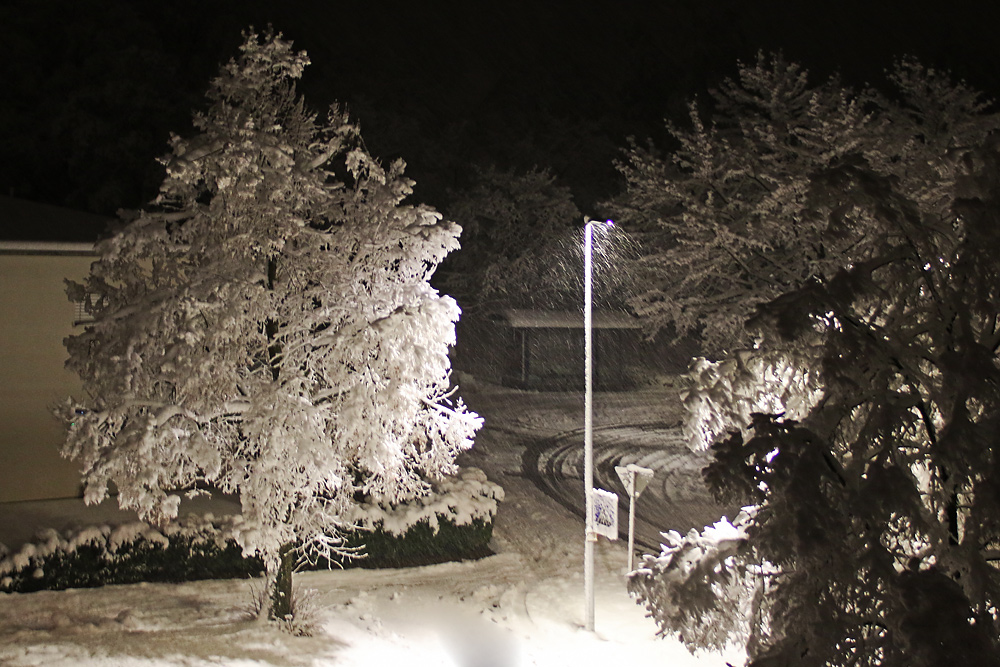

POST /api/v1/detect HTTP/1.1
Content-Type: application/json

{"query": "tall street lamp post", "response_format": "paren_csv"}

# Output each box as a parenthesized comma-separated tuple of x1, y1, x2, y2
(583, 217, 612, 632)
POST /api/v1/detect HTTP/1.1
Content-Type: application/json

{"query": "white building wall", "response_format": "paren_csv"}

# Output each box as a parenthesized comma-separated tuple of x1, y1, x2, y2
(0, 246, 95, 502)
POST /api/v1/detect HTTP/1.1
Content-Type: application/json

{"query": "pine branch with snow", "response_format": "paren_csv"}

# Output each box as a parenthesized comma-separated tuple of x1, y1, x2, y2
(628, 510, 759, 654)
(608, 53, 1000, 354)
(620, 55, 1000, 666)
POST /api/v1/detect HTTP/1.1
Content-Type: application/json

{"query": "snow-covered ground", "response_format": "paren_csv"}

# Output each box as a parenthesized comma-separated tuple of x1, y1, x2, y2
(0, 384, 744, 666)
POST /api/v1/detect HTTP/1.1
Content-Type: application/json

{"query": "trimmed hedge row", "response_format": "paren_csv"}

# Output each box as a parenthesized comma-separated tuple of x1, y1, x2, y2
(2, 531, 262, 594)
(340, 516, 494, 569)
(1, 514, 494, 594)
(1, 468, 503, 594)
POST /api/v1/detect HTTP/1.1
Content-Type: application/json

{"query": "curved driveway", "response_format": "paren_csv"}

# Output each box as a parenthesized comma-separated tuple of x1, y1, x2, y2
(522, 423, 738, 554)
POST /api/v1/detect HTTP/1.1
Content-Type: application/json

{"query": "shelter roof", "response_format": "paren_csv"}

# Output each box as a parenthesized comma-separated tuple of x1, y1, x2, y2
(493, 308, 640, 329)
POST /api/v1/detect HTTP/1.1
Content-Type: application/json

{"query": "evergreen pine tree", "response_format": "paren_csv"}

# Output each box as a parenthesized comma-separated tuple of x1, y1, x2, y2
(619, 55, 1000, 665)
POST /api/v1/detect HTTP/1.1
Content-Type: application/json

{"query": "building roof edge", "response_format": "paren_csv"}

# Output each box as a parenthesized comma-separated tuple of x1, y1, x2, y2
(0, 240, 97, 256)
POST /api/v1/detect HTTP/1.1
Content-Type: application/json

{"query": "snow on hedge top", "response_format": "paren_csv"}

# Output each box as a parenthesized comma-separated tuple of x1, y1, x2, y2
(0, 468, 501, 589)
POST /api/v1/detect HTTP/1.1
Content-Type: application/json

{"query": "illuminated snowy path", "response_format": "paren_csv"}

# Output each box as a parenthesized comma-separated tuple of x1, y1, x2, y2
(460, 384, 735, 554)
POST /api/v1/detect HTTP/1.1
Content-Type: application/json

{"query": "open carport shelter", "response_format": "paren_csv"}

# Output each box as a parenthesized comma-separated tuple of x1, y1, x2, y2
(487, 309, 642, 390)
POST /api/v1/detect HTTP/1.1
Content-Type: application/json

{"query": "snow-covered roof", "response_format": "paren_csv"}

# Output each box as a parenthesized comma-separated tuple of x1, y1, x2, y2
(494, 308, 640, 329)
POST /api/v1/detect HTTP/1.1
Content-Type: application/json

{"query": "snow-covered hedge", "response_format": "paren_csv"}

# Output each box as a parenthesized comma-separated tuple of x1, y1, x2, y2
(340, 467, 504, 569)
(0, 514, 258, 594)
(0, 468, 503, 593)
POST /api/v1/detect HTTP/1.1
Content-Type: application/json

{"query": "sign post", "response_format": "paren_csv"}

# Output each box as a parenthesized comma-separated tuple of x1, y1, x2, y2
(615, 463, 655, 571)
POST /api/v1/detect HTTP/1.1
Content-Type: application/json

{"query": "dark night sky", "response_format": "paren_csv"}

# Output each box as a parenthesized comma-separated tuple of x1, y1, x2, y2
(3, 0, 1000, 238)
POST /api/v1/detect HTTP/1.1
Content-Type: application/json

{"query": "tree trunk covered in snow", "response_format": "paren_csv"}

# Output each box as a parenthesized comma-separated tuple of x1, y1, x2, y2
(263, 252, 289, 622)
(264, 255, 282, 384)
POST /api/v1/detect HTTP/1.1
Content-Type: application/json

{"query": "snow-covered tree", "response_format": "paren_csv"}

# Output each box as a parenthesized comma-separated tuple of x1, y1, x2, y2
(611, 54, 1000, 354)
(620, 56, 1000, 665)
(440, 166, 582, 312)
(58, 29, 480, 620)
(440, 165, 639, 318)
(610, 53, 879, 353)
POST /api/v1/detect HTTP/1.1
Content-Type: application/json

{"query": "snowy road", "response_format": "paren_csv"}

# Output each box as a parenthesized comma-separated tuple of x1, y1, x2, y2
(525, 424, 736, 553)
(459, 384, 736, 557)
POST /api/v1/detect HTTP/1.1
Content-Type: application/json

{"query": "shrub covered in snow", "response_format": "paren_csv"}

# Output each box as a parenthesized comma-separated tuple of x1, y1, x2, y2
(1, 469, 502, 594)
(340, 467, 504, 569)
(350, 467, 503, 536)
(627, 510, 757, 653)
(0, 514, 260, 594)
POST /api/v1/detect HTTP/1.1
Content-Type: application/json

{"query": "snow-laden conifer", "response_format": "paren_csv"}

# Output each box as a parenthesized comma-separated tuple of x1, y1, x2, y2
(58, 29, 480, 619)
(441, 166, 582, 313)
(612, 53, 876, 353)
(616, 55, 1000, 665)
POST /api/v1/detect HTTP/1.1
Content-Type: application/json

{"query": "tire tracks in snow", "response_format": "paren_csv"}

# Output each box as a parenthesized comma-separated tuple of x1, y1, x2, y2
(522, 423, 738, 555)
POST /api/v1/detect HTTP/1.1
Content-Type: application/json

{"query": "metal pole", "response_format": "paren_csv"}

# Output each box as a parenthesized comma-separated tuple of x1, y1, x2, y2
(584, 219, 595, 632)
(628, 492, 636, 572)
(616, 463, 652, 572)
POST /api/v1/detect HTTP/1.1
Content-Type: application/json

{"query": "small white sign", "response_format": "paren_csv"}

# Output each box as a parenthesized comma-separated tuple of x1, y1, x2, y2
(615, 463, 655, 499)
(590, 488, 619, 540)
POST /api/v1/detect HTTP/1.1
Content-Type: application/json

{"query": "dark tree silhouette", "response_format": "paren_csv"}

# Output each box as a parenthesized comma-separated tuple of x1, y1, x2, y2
(621, 56, 1000, 666)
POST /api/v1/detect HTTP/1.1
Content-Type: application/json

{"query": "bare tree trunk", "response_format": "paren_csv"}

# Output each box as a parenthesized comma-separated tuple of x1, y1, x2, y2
(264, 256, 295, 622)
(270, 542, 296, 620)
